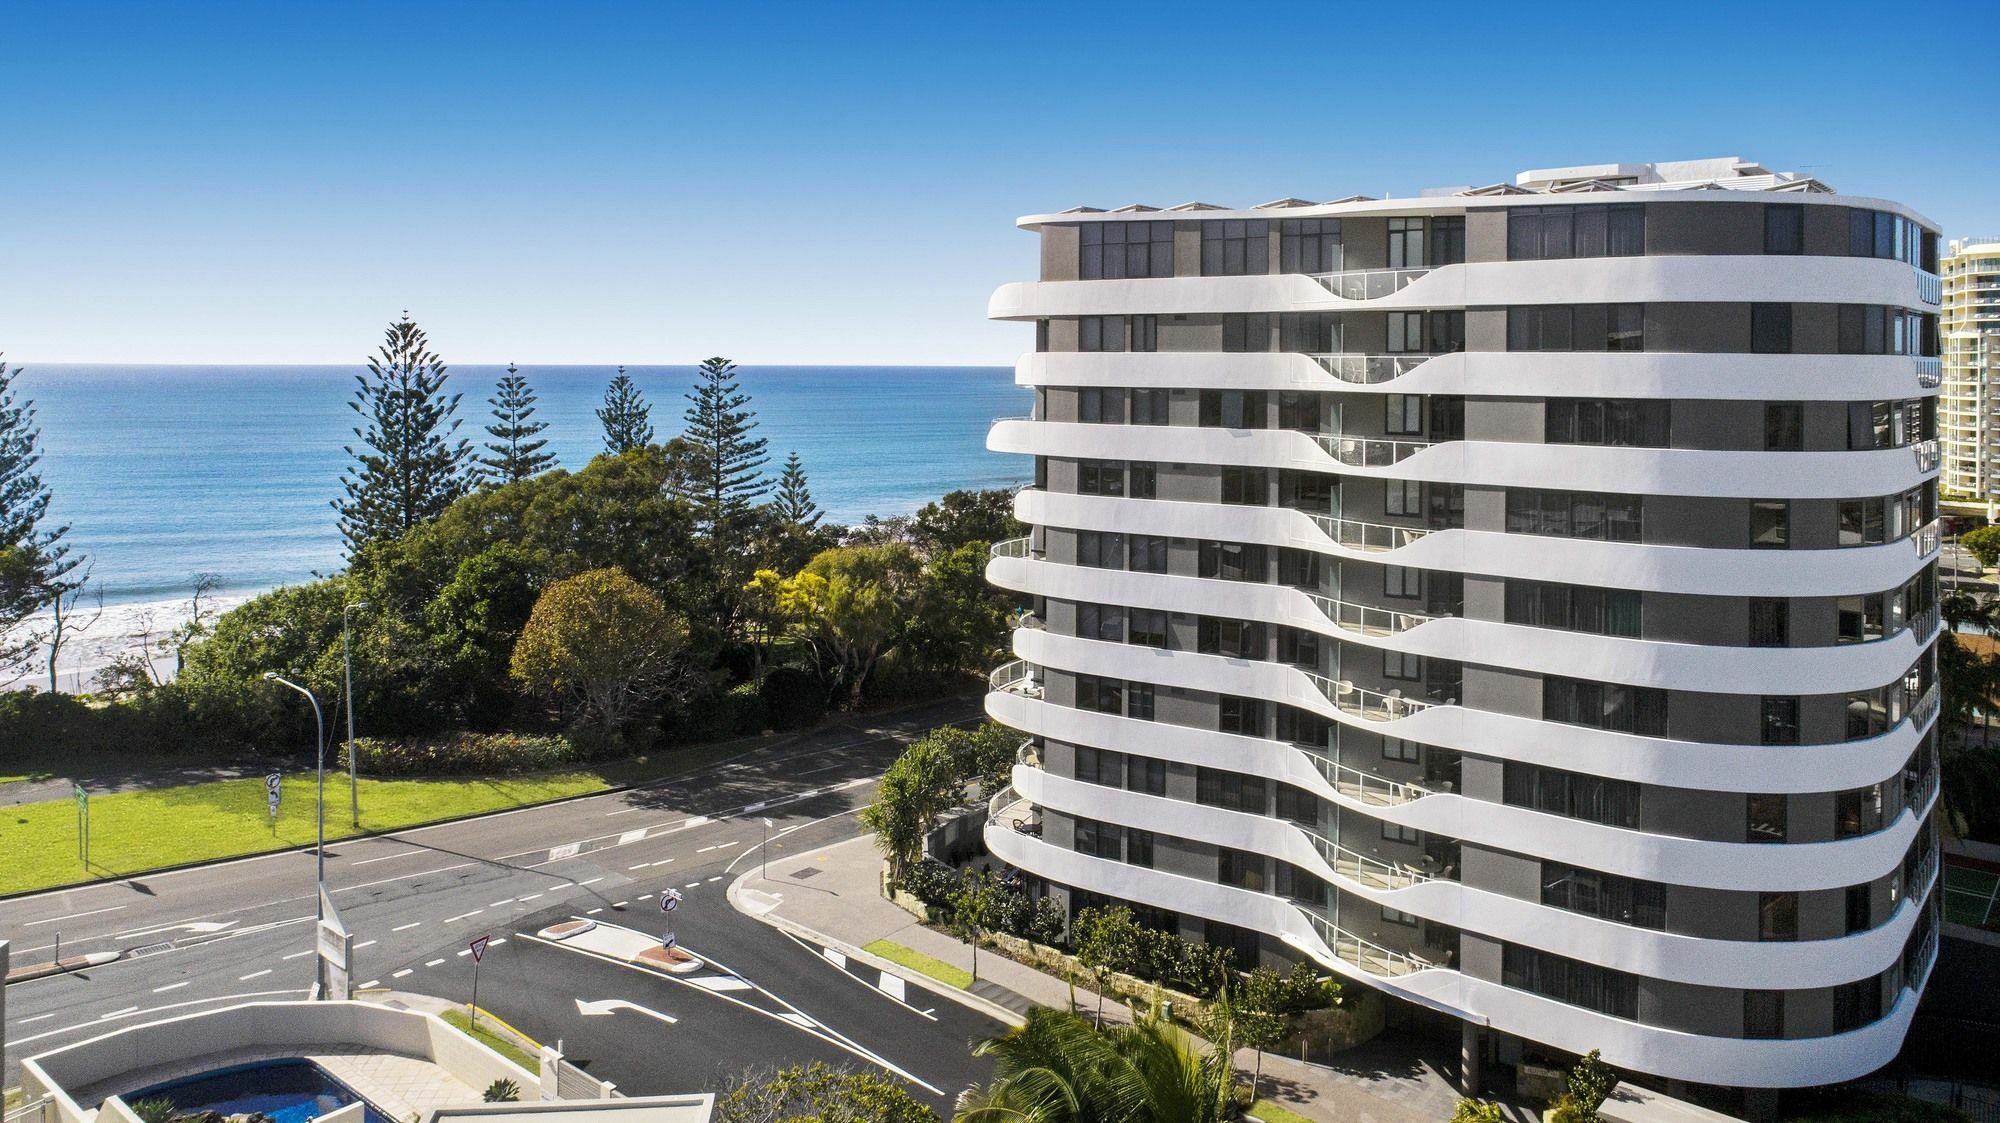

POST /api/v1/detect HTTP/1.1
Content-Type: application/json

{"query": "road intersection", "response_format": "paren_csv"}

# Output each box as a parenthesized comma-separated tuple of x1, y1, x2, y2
(1, 701, 1000, 1112)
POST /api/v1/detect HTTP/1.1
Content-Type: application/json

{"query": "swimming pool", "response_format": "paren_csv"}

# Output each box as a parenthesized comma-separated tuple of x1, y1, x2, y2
(122, 1059, 394, 1123)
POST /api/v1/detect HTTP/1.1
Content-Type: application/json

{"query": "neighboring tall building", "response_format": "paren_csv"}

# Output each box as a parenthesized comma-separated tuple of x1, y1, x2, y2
(1941, 236, 2000, 513)
(983, 157, 1943, 1096)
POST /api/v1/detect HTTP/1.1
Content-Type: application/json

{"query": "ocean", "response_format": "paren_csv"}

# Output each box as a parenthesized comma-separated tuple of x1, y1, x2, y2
(20, 363, 1032, 608)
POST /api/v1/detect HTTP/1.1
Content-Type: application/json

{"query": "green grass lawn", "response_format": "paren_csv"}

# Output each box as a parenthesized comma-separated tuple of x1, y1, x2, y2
(864, 938, 973, 989)
(1247, 1100, 1317, 1123)
(0, 727, 818, 896)
(0, 770, 608, 896)
(440, 1007, 539, 1072)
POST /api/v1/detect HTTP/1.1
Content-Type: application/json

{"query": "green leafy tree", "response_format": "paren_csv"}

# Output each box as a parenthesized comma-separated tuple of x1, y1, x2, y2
(682, 356, 770, 525)
(773, 450, 822, 528)
(478, 363, 555, 484)
(1451, 1099, 1506, 1123)
(860, 727, 962, 876)
(0, 355, 74, 683)
(714, 1061, 936, 1123)
(775, 544, 921, 703)
(950, 867, 1006, 983)
(510, 566, 692, 732)
(911, 488, 1023, 557)
(1560, 1049, 1620, 1123)
(335, 314, 471, 555)
(1072, 904, 1143, 1018)
(958, 1005, 1233, 1123)
(1233, 966, 1292, 1095)
(424, 543, 543, 725)
(907, 540, 1015, 679)
(596, 366, 653, 454)
(1962, 525, 2000, 569)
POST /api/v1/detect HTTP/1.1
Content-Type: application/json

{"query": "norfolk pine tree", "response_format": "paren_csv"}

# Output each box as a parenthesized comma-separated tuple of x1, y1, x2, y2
(334, 314, 471, 555)
(597, 365, 654, 454)
(772, 450, 821, 528)
(478, 363, 555, 484)
(682, 356, 769, 527)
(0, 355, 77, 683)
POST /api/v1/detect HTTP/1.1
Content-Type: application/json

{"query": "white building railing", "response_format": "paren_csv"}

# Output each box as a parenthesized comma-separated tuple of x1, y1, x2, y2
(1298, 749, 1436, 806)
(1915, 357, 1942, 389)
(991, 536, 1034, 559)
(1312, 433, 1434, 468)
(1306, 267, 1431, 301)
(1916, 267, 1942, 307)
(1909, 681, 1941, 734)
(1306, 352, 1438, 385)
(1914, 519, 1941, 559)
(1305, 673, 1437, 721)
(1294, 906, 1434, 978)
(1913, 439, 1941, 474)
(989, 659, 1042, 698)
(1297, 826, 1434, 891)
(1303, 591, 1440, 636)
(1301, 511, 1434, 553)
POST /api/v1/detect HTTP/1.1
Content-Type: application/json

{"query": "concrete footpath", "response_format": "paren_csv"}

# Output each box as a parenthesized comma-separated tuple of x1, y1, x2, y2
(729, 834, 1517, 1123)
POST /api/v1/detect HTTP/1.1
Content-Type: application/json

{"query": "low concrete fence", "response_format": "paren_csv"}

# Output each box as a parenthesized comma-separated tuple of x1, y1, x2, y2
(539, 1048, 618, 1101)
(21, 1002, 539, 1123)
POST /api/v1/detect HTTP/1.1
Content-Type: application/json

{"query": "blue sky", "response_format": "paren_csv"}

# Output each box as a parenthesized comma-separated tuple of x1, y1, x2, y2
(1, 0, 1993, 366)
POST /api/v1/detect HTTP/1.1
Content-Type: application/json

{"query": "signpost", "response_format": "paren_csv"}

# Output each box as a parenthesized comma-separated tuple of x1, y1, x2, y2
(266, 773, 282, 820)
(316, 884, 354, 1001)
(761, 817, 774, 878)
(74, 783, 89, 864)
(469, 935, 490, 1031)
(660, 888, 682, 913)
(661, 931, 676, 952)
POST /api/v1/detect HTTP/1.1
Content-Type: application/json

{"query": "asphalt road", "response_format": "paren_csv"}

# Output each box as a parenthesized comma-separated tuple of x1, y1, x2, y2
(1, 699, 999, 1110)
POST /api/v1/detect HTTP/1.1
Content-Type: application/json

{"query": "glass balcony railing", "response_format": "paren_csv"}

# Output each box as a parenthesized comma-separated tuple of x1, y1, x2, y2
(990, 536, 1035, 559)
(1305, 267, 1431, 301)
(1916, 357, 1943, 388)
(1312, 434, 1434, 468)
(1296, 826, 1434, 891)
(1916, 266, 1943, 306)
(1915, 439, 1942, 474)
(1304, 672, 1438, 721)
(1293, 907, 1435, 977)
(1303, 591, 1441, 636)
(1300, 511, 1435, 553)
(989, 659, 1042, 698)
(1299, 749, 1437, 806)
(1306, 352, 1439, 385)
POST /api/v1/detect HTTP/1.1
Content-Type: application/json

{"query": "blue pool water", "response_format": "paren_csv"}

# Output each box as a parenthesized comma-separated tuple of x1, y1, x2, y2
(123, 1059, 394, 1123)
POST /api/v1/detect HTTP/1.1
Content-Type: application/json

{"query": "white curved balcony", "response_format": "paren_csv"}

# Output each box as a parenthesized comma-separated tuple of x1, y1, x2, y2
(1013, 489, 1935, 599)
(992, 419, 1936, 499)
(988, 691, 1929, 876)
(990, 536, 1036, 560)
(989, 658, 1041, 698)
(1307, 672, 1439, 720)
(989, 256, 1930, 322)
(988, 556, 1933, 696)
(1914, 439, 1941, 474)
(1307, 352, 1441, 384)
(1311, 433, 1436, 468)
(1006, 629, 1936, 796)
(1916, 357, 1943, 389)
(1306, 266, 1431, 300)
(986, 821, 1933, 1089)
(1294, 907, 1432, 977)
(1016, 351, 1934, 404)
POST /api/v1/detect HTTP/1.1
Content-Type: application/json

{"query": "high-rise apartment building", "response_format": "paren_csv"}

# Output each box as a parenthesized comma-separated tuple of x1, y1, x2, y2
(983, 157, 1943, 1092)
(1941, 236, 2000, 512)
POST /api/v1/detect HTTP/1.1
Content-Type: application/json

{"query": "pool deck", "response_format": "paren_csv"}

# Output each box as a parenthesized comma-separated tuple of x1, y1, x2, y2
(72, 1046, 486, 1123)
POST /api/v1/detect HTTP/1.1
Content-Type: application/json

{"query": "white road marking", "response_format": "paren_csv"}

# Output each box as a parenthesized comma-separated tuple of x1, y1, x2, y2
(618, 829, 648, 844)
(822, 949, 847, 969)
(350, 851, 421, 866)
(579, 877, 604, 886)
(575, 997, 677, 1024)
(426, 958, 446, 967)
(239, 969, 272, 981)
(626, 863, 650, 871)
(283, 950, 315, 960)
(100, 1006, 141, 1019)
(687, 975, 754, 992)
(612, 901, 629, 908)
(587, 908, 604, 915)
(519, 893, 543, 901)
(724, 805, 865, 873)
(392, 969, 413, 979)
(695, 845, 718, 853)
(547, 842, 581, 861)
(392, 922, 422, 932)
(714, 841, 739, 848)
(489, 899, 514, 908)
(444, 910, 484, 923)
(490, 938, 507, 946)
(335, 861, 478, 895)
(457, 949, 472, 957)
(353, 940, 377, 950)
(684, 883, 699, 889)
(359, 980, 379, 988)
(779, 1012, 816, 1027)
(24, 905, 128, 927)
(707, 876, 722, 882)
(879, 974, 906, 1003)
(605, 807, 640, 816)
(20, 1012, 59, 1023)
(153, 982, 190, 993)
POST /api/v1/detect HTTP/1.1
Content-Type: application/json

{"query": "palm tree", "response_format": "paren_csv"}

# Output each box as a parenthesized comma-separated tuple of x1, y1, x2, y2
(954, 1006, 1234, 1123)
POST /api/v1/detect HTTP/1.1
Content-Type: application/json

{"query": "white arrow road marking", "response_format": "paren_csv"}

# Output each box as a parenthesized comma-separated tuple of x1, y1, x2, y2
(574, 998, 679, 1025)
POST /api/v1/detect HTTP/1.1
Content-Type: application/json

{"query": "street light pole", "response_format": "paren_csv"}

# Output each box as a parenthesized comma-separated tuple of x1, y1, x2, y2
(342, 602, 368, 827)
(265, 672, 328, 912)
(761, 818, 774, 879)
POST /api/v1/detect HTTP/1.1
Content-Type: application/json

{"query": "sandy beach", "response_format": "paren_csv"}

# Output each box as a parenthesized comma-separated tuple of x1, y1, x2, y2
(5, 590, 259, 694)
